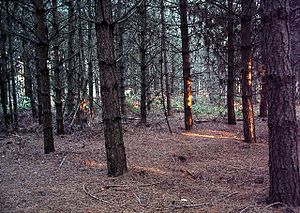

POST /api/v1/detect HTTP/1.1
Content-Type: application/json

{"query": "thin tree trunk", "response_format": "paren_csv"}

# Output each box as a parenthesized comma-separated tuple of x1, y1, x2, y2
(161, 0, 172, 116)
(10, 4, 18, 129)
(241, 0, 256, 143)
(23, 39, 37, 119)
(36, 59, 43, 125)
(227, 0, 236, 125)
(179, 0, 193, 130)
(66, 0, 75, 115)
(262, 0, 300, 206)
(95, 0, 127, 177)
(77, 0, 86, 99)
(51, 0, 65, 134)
(259, 13, 268, 118)
(87, 0, 94, 121)
(35, 0, 55, 154)
(9, 38, 18, 129)
(139, 0, 147, 124)
(0, 30, 9, 129)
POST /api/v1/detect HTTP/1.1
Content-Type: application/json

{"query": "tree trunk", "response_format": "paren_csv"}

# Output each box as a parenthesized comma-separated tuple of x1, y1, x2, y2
(51, 0, 65, 134)
(95, 0, 127, 177)
(227, 0, 236, 125)
(0, 30, 9, 129)
(139, 0, 147, 124)
(36, 59, 43, 125)
(116, 0, 126, 115)
(161, 0, 172, 116)
(179, 0, 193, 130)
(241, 0, 256, 143)
(8, 37, 18, 129)
(23, 39, 37, 119)
(262, 0, 300, 206)
(35, 0, 55, 154)
(259, 13, 268, 118)
(66, 0, 75, 115)
(87, 0, 94, 122)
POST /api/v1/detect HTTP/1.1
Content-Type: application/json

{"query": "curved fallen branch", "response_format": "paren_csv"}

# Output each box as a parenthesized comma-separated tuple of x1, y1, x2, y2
(82, 183, 109, 203)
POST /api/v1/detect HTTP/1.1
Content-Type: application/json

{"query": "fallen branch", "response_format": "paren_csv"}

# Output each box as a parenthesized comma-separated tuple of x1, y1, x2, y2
(82, 183, 109, 203)
(172, 192, 238, 209)
(104, 181, 164, 189)
(133, 193, 142, 205)
(59, 154, 69, 167)
(262, 202, 295, 212)
(239, 206, 252, 213)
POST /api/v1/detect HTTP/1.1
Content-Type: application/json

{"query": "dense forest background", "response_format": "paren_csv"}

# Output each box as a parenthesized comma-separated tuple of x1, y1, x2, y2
(1, 0, 300, 212)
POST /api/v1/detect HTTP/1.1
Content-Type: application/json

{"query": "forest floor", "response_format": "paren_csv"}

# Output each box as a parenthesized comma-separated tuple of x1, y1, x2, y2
(1, 109, 300, 213)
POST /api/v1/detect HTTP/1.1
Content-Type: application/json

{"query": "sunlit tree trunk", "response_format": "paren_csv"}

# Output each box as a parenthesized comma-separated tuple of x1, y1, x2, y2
(179, 0, 193, 130)
(161, 0, 172, 116)
(51, 0, 64, 134)
(227, 0, 236, 125)
(139, 0, 147, 123)
(35, 0, 55, 154)
(66, 0, 75, 115)
(95, 0, 127, 176)
(241, 0, 256, 143)
(262, 0, 300, 206)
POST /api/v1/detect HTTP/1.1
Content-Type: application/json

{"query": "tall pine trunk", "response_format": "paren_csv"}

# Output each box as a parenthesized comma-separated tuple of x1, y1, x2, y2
(51, 0, 64, 134)
(35, 0, 55, 154)
(262, 0, 300, 206)
(139, 0, 147, 124)
(95, 0, 127, 177)
(179, 0, 193, 130)
(227, 0, 236, 125)
(241, 0, 256, 143)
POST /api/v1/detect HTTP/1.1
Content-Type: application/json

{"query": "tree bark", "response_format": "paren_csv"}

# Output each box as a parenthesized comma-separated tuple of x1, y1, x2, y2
(227, 0, 236, 125)
(262, 0, 300, 206)
(35, 0, 55, 154)
(179, 0, 193, 130)
(51, 0, 65, 134)
(241, 0, 256, 143)
(95, 0, 127, 177)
